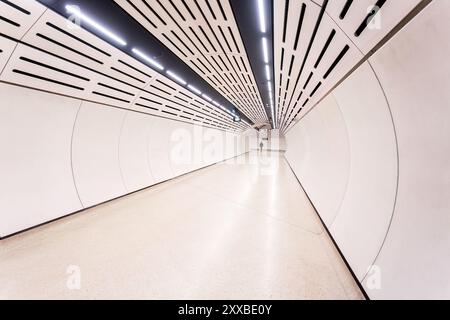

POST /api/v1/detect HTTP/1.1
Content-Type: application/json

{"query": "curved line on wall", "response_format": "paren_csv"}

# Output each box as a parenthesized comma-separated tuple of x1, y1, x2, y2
(117, 111, 130, 193)
(328, 92, 352, 227)
(145, 118, 155, 183)
(361, 61, 401, 282)
(70, 100, 84, 208)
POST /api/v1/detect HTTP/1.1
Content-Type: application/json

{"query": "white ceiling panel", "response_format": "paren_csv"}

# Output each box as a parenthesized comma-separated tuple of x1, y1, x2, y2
(114, 0, 268, 124)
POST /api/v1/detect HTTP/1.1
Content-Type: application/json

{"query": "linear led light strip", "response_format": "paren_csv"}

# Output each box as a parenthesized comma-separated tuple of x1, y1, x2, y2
(66, 5, 242, 124)
(66, 5, 127, 46)
(258, 0, 275, 128)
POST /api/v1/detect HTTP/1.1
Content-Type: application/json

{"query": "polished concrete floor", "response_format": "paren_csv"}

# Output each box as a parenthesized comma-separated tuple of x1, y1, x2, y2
(0, 152, 363, 300)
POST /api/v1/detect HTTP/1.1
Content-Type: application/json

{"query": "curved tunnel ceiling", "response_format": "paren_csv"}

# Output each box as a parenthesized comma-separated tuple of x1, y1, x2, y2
(37, 0, 255, 128)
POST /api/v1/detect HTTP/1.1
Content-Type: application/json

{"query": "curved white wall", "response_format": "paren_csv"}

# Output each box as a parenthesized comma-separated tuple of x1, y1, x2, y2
(0, 83, 248, 238)
(286, 1, 450, 299)
(0, 83, 82, 236)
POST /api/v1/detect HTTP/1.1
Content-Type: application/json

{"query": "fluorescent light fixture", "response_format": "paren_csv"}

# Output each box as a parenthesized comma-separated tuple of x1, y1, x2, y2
(132, 48, 164, 71)
(265, 65, 271, 81)
(267, 81, 272, 92)
(166, 70, 187, 85)
(262, 37, 269, 63)
(66, 5, 127, 46)
(187, 85, 202, 95)
(257, 0, 266, 33)
(212, 101, 221, 107)
(202, 94, 212, 102)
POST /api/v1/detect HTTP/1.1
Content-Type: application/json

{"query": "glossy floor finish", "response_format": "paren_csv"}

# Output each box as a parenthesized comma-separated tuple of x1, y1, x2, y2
(0, 152, 363, 300)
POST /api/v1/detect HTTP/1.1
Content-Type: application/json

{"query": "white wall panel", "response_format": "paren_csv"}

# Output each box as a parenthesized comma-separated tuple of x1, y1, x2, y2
(330, 61, 398, 281)
(147, 117, 175, 184)
(285, 94, 350, 225)
(72, 102, 127, 207)
(0, 82, 82, 237)
(119, 112, 155, 193)
(366, 1, 450, 299)
(168, 121, 196, 177)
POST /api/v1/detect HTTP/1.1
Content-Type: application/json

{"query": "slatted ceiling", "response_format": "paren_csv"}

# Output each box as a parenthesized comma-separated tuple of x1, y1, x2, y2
(325, 0, 422, 54)
(0, 0, 45, 39)
(275, 0, 365, 132)
(115, 0, 268, 124)
(0, 4, 242, 132)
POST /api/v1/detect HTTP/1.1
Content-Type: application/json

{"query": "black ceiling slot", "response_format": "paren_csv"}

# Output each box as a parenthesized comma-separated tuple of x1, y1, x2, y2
(168, 0, 186, 21)
(174, 95, 189, 104)
(1, 0, 30, 15)
(135, 102, 159, 111)
(155, 79, 176, 92)
(118, 59, 153, 80)
(282, 0, 290, 43)
(179, 91, 192, 99)
(150, 84, 172, 96)
(228, 27, 241, 53)
(162, 110, 178, 116)
(98, 82, 135, 96)
(310, 81, 322, 97)
(302, 98, 309, 107)
(303, 72, 313, 90)
(198, 25, 217, 52)
(190, 27, 209, 53)
(219, 26, 232, 52)
(111, 66, 145, 84)
(0, 15, 20, 27)
(181, 0, 196, 20)
(339, 0, 353, 20)
(323, 45, 350, 79)
(288, 55, 295, 77)
(166, 105, 181, 112)
(197, 58, 212, 73)
(355, 0, 386, 37)
(19, 56, 90, 81)
(36, 33, 104, 64)
(170, 30, 195, 55)
(314, 29, 336, 69)
(293, 4, 306, 51)
(142, 0, 167, 25)
(140, 96, 163, 105)
(46, 22, 111, 57)
(162, 33, 188, 57)
(126, 0, 157, 28)
(217, 0, 228, 21)
(205, 0, 217, 20)
(13, 69, 85, 90)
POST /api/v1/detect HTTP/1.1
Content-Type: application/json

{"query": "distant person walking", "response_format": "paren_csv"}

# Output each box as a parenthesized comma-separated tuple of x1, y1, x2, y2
(259, 141, 264, 153)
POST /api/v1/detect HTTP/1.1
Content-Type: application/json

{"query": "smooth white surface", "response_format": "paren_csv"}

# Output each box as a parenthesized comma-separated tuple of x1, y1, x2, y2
(72, 102, 128, 207)
(0, 153, 363, 300)
(0, 83, 82, 237)
(119, 112, 155, 192)
(367, 0, 450, 299)
(331, 62, 398, 281)
(285, 94, 350, 226)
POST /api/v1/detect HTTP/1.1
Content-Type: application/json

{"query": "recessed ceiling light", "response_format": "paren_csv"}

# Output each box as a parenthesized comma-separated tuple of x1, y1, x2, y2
(257, 0, 266, 33)
(132, 48, 164, 71)
(262, 37, 269, 63)
(202, 94, 212, 102)
(187, 85, 202, 95)
(265, 65, 271, 81)
(66, 5, 127, 46)
(166, 70, 187, 85)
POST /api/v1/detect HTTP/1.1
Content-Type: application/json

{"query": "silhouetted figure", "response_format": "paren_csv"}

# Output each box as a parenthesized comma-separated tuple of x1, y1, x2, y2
(259, 142, 264, 153)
